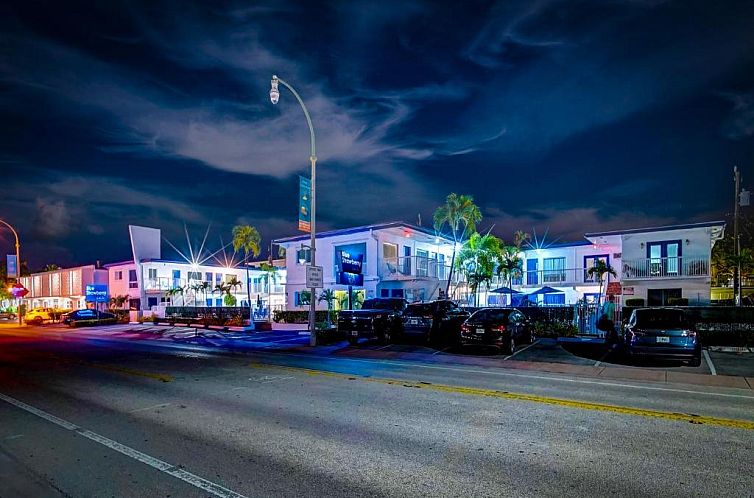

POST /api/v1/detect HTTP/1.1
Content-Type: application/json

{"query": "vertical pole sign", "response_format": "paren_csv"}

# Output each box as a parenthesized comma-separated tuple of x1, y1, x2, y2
(298, 176, 311, 233)
(7, 254, 18, 278)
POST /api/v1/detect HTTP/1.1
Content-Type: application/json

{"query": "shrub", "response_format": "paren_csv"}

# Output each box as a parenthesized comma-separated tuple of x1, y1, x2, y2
(273, 310, 335, 323)
(71, 318, 117, 328)
(667, 297, 689, 306)
(624, 298, 645, 307)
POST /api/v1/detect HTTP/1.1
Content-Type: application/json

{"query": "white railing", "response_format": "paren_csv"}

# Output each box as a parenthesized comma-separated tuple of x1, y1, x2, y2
(380, 256, 452, 281)
(622, 257, 709, 279)
(493, 268, 610, 287)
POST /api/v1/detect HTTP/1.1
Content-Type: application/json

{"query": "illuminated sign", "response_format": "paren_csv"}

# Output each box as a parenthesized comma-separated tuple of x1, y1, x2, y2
(336, 244, 365, 287)
(339, 251, 363, 275)
(6, 254, 17, 278)
(85, 284, 109, 303)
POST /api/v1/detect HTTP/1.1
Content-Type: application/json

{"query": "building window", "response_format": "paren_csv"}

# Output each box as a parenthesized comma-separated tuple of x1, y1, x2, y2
(543, 293, 566, 305)
(543, 257, 565, 283)
(647, 240, 682, 276)
(215, 273, 222, 284)
(294, 291, 311, 306)
(128, 269, 138, 289)
(438, 254, 446, 280)
(114, 271, 123, 281)
(296, 247, 311, 265)
(416, 249, 429, 277)
(148, 268, 157, 279)
(584, 255, 609, 283)
(205, 272, 212, 283)
(188, 271, 201, 281)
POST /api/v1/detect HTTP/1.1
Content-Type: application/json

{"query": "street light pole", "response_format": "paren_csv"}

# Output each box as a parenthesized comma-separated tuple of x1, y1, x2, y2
(270, 75, 318, 346)
(0, 218, 22, 326)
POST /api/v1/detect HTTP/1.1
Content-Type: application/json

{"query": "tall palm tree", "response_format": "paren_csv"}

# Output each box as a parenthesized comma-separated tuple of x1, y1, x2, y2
(455, 232, 502, 306)
(189, 282, 204, 307)
(199, 281, 211, 307)
(166, 286, 184, 306)
(225, 276, 242, 307)
(213, 282, 229, 307)
(497, 244, 524, 290)
(433, 193, 482, 297)
(586, 259, 618, 309)
(232, 225, 262, 321)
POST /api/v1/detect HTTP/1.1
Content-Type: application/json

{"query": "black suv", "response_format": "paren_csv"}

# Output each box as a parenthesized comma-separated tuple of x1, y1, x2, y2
(401, 300, 470, 345)
(338, 298, 408, 345)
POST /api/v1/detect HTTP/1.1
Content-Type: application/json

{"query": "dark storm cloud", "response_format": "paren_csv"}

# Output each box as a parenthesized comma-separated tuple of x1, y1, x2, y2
(1, 0, 753, 267)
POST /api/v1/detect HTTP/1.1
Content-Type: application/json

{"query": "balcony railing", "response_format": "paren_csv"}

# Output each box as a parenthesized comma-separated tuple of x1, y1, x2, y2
(622, 257, 709, 279)
(493, 268, 607, 288)
(380, 256, 451, 281)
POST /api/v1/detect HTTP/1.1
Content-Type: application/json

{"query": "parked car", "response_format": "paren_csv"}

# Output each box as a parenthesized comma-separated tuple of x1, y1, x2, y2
(623, 308, 701, 366)
(61, 309, 116, 326)
(337, 298, 408, 345)
(0, 310, 17, 320)
(24, 307, 55, 325)
(460, 308, 533, 354)
(401, 300, 470, 345)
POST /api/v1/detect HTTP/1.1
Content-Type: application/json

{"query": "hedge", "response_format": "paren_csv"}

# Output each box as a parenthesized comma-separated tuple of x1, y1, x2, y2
(273, 310, 336, 323)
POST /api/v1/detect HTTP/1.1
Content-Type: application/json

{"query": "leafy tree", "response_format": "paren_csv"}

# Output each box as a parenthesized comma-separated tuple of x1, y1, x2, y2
(433, 193, 482, 297)
(109, 295, 128, 309)
(42, 264, 60, 272)
(586, 259, 618, 309)
(232, 225, 261, 321)
(455, 232, 502, 306)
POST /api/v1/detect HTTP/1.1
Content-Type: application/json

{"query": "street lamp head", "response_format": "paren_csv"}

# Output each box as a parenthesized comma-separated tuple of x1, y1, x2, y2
(270, 75, 280, 104)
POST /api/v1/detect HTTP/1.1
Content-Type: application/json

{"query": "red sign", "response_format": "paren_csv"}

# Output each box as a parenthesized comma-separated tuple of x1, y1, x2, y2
(10, 283, 28, 298)
(606, 282, 622, 295)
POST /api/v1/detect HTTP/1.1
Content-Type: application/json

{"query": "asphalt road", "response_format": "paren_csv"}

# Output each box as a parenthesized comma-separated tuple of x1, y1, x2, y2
(0, 330, 752, 497)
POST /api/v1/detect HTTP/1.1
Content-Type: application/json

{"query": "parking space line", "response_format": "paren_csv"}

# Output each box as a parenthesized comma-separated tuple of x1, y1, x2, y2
(432, 347, 452, 355)
(504, 339, 540, 360)
(703, 350, 717, 376)
(0, 392, 248, 498)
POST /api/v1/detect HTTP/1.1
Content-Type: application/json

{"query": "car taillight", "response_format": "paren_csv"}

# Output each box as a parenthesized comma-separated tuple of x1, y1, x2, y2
(491, 325, 506, 333)
(682, 330, 697, 338)
(461, 325, 469, 332)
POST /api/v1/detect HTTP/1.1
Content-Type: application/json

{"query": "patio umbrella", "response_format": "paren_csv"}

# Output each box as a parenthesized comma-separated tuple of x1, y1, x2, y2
(490, 286, 521, 294)
(527, 286, 562, 295)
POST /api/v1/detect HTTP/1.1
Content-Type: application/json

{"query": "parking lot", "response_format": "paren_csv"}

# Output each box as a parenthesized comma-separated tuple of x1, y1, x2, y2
(5, 321, 754, 384)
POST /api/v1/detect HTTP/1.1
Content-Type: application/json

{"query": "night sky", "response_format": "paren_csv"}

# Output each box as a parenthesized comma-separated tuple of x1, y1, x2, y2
(1, 0, 753, 269)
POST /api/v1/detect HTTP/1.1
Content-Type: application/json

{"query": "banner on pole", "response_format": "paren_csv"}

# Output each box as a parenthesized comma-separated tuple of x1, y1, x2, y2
(298, 176, 311, 233)
(6, 254, 18, 278)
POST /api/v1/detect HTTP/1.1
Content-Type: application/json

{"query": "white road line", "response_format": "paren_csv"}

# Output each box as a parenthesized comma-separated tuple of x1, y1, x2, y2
(260, 352, 754, 399)
(129, 402, 172, 413)
(703, 350, 717, 376)
(0, 392, 249, 498)
(376, 344, 393, 351)
(432, 347, 451, 356)
(504, 339, 540, 361)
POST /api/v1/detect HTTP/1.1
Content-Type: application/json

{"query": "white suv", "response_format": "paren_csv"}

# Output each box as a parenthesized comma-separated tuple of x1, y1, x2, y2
(25, 307, 54, 325)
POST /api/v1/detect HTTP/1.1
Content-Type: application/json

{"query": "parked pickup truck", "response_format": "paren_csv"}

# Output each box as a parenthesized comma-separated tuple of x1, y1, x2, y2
(338, 298, 408, 345)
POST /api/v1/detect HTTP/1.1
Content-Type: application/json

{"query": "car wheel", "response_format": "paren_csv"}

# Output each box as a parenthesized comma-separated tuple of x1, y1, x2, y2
(688, 355, 702, 367)
(504, 337, 515, 355)
(32, 317, 44, 325)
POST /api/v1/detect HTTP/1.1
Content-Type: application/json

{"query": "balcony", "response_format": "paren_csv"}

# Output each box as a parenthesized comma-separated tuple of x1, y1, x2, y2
(497, 268, 603, 288)
(379, 256, 451, 281)
(622, 257, 709, 280)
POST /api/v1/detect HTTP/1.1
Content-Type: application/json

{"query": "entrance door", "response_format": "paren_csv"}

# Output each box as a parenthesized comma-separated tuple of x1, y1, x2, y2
(647, 288, 682, 306)
(527, 259, 538, 285)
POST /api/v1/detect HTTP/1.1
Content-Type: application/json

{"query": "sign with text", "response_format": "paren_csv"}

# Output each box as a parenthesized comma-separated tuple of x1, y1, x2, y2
(305, 265, 323, 288)
(622, 286, 635, 296)
(337, 271, 364, 286)
(298, 176, 311, 233)
(338, 250, 363, 275)
(606, 282, 622, 295)
(6, 254, 17, 278)
(85, 284, 109, 303)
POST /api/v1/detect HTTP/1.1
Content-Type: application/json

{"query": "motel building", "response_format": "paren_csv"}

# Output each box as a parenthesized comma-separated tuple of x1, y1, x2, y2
(106, 226, 286, 316)
(274, 222, 462, 311)
(484, 221, 726, 307)
(20, 264, 109, 311)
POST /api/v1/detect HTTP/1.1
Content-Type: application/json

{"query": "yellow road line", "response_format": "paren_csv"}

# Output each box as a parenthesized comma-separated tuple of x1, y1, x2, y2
(251, 363, 754, 431)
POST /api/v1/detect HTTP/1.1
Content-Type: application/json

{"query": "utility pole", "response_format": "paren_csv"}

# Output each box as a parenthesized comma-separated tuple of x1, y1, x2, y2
(734, 166, 741, 306)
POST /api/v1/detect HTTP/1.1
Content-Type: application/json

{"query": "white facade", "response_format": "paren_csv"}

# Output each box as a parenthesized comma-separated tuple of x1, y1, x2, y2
(275, 222, 458, 310)
(21, 265, 109, 310)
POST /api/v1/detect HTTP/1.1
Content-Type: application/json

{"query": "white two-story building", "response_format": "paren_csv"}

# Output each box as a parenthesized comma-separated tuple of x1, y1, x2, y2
(275, 222, 460, 310)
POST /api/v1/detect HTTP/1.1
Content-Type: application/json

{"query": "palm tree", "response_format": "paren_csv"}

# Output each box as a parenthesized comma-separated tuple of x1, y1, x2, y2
(513, 230, 531, 249)
(497, 244, 524, 290)
(586, 259, 618, 309)
(259, 262, 278, 322)
(225, 276, 242, 307)
(212, 282, 229, 307)
(455, 232, 502, 306)
(199, 281, 211, 307)
(166, 286, 184, 306)
(318, 289, 336, 326)
(109, 295, 128, 310)
(189, 282, 203, 307)
(232, 225, 262, 321)
(433, 193, 483, 297)
(42, 264, 60, 272)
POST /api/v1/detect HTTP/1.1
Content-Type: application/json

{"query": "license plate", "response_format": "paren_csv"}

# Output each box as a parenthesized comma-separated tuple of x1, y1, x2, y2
(656, 336, 670, 343)
(476, 328, 485, 335)
(351, 331, 358, 336)
(409, 319, 418, 325)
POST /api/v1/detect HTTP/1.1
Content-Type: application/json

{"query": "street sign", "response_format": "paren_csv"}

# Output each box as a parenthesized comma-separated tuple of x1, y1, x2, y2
(622, 286, 635, 296)
(6, 254, 17, 278)
(85, 284, 109, 303)
(606, 282, 622, 295)
(306, 265, 323, 288)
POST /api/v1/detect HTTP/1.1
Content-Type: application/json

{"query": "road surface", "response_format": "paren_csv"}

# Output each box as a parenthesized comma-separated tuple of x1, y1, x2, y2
(0, 330, 752, 497)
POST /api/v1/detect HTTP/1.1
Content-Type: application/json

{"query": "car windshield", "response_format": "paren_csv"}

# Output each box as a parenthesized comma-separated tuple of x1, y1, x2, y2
(470, 309, 512, 322)
(405, 304, 432, 316)
(634, 310, 688, 329)
(362, 299, 404, 311)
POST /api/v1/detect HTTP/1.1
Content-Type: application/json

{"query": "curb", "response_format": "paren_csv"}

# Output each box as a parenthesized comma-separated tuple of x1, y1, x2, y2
(708, 346, 754, 353)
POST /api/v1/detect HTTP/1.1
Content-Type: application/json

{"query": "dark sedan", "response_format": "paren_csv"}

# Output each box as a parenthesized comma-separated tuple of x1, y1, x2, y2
(401, 300, 470, 345)
(460, 308, 533, 354)
(623, 308, 701, 366)
(62, 309, 116, 326)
